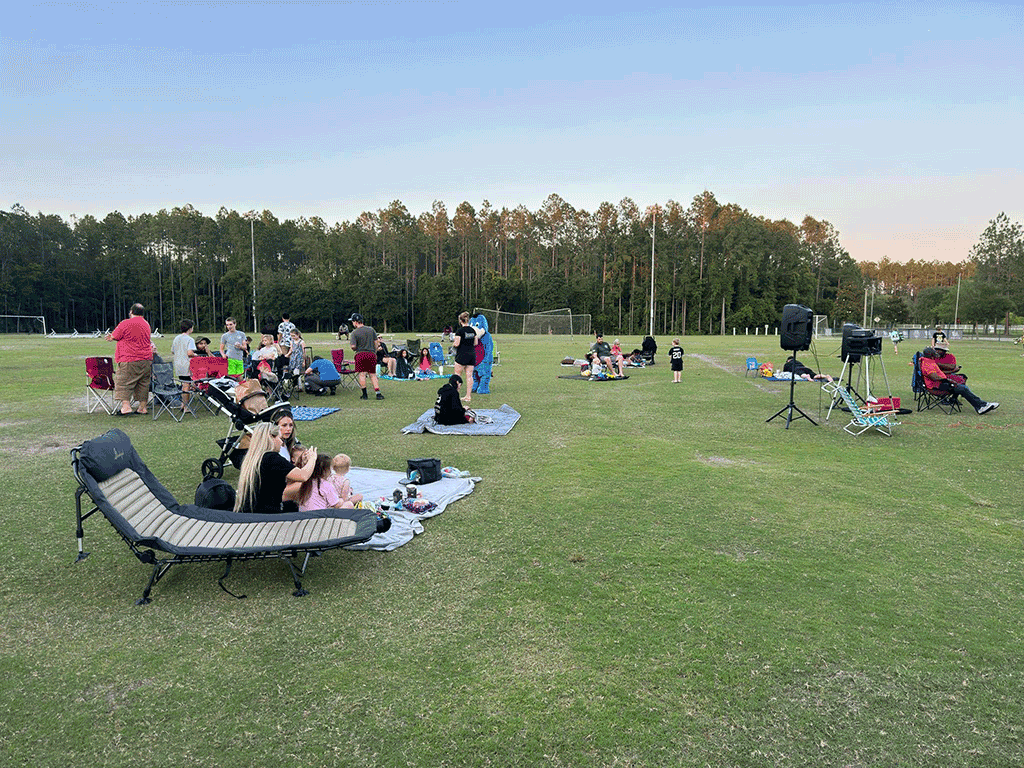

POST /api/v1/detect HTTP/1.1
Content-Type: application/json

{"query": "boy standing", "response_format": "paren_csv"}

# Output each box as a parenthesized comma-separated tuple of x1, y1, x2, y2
(668, 338, 684, 383)
(219, 317, 248, 376)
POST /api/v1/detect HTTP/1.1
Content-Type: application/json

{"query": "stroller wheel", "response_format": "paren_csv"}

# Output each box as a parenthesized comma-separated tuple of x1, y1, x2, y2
(202, 458, 224, 480)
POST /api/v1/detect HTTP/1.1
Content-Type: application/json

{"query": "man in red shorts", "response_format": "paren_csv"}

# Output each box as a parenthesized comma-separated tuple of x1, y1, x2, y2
(349, 313, 383, 400)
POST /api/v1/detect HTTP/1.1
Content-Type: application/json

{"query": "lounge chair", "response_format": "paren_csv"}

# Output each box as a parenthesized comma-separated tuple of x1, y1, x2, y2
(72, 428, 387, 604)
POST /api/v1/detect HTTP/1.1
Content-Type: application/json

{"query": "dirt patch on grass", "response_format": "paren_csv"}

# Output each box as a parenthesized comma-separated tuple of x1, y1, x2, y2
(21, 436, 81, 455)
(695, 452, 757, 467)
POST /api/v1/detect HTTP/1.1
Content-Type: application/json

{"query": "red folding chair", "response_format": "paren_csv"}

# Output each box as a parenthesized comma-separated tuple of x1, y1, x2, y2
(189, 356, 230, 414)
(85, 357, 117, 414)
(331, 349, 358, 390)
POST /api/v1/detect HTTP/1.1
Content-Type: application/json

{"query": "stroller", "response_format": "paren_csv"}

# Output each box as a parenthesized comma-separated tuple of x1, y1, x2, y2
(200, 378, 293, 480)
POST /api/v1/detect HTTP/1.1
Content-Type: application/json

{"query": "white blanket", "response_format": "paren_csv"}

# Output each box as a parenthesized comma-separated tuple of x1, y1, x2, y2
(401, 403, 521, 435)
(343, 466, 480, 551)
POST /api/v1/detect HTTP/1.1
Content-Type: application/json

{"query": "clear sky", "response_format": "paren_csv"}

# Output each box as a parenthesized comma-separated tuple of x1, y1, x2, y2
(2, 1, 1021, 263)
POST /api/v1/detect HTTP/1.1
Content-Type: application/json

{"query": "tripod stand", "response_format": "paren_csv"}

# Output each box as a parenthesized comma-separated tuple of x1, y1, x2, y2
(825, 350, 892, 421)
(766, 350, 818, 428)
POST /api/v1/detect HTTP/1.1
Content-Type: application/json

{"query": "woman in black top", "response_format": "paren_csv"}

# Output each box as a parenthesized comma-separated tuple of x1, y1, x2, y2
(234, 422, 319, 514)
(452, 311, 483, 403)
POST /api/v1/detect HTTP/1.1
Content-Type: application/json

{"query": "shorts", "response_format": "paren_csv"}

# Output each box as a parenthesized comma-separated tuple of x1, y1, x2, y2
(671, 360, 683, 372)
(227, 358, 244, 376)
(355, 351, 376, 373)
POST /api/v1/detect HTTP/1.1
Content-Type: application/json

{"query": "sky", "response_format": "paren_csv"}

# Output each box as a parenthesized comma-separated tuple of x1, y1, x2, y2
(2, 1, 1021, 263)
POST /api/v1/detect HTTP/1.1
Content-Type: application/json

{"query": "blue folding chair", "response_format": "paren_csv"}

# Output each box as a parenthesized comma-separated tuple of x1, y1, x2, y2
(744, 357, 759, 377)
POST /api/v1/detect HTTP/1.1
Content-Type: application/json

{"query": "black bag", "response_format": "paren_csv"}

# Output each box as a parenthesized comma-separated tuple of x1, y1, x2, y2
(407, 458, 441, 484)
(195, 477, 236, 511)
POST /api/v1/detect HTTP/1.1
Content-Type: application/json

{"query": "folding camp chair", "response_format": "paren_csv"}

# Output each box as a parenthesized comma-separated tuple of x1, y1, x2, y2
(832, 385, 899, 436)
(429, 341, 448, 366)
(330, 349, 359, 390)
(85, 356, 117, 414)
(744, 357, 759, 377)
(911, 352, 961, 414)
(150, 362, 196, 421)
(406, 338, 421, 357)
(190, 356, 229, 414)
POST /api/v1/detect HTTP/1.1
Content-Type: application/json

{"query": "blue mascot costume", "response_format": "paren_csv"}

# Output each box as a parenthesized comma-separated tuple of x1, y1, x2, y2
(470, 314, 494, 394)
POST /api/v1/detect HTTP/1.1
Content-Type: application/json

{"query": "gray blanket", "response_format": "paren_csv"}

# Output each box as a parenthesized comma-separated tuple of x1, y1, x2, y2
(401, 403, 521, 435)
(344, 466, 480, 551)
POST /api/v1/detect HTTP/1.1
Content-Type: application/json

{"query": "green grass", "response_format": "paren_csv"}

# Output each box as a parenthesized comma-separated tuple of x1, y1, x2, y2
(2, 332, 1023, 767)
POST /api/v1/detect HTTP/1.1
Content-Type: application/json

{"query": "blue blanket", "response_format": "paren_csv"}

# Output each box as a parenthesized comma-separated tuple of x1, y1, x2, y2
(290, 406, 340, 421)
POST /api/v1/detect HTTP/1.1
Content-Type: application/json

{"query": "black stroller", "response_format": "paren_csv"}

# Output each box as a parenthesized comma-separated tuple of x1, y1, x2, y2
(200, 378, 293, 480)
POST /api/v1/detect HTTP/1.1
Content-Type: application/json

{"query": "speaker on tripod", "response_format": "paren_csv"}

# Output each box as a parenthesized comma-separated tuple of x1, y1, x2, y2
(780, 304, 813, 351)
(768, 304, 817, 428)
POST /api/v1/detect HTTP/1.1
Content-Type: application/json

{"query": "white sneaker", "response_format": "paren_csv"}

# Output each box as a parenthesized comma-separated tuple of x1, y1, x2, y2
(979, 402, 1000, 415)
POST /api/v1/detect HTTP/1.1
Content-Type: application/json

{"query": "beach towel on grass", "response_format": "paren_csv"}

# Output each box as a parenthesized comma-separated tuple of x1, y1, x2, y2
(344, 467, 480, 551)
(401, 403, 521, 435)
(290, 406, 340, 421)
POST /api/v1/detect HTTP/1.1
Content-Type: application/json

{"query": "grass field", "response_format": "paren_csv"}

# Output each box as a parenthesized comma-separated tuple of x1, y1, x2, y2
(2, 332, 1022, 767)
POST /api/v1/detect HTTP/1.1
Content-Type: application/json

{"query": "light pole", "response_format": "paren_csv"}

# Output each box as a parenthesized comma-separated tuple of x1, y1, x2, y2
(246, 211, 258, 335)
(649, 206, 656, 338)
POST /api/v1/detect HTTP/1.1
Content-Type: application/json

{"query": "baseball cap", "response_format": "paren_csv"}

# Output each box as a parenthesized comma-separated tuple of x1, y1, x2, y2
(348, 313, 363, 323)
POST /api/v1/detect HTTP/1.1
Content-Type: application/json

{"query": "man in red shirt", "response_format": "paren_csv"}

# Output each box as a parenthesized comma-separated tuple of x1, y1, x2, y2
(920, 347, 998, 415)
(106, 303, 154, 416)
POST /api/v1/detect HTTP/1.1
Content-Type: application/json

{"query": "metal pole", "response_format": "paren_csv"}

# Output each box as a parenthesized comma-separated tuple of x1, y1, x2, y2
(649, 207, 656, 338)
(250, 217, 257, 335)
(954, 272, 962, 326)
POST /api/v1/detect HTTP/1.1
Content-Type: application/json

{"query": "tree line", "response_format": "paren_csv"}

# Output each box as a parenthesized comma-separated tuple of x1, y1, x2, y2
(1, 195, 1017, 335)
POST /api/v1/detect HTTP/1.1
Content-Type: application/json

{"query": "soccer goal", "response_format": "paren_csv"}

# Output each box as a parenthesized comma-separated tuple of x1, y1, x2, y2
(473, 308, 591, 340)
(813, 314, 830, 338)
(0, 314, 47, 335)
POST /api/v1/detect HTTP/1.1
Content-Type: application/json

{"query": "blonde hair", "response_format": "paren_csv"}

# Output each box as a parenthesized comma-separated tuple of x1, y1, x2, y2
(332, 453, 351, 474)
(458, 311, 470, 324)
(234, 422, 280, 513)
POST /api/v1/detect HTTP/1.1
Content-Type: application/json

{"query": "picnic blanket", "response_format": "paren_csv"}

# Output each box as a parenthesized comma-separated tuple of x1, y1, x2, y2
(344, 467, 480, 551)
(381, 372, 445, 381)
(290, 406, 340, 421)
(401, 403, 521, 435)
(557, 374, 630, 381)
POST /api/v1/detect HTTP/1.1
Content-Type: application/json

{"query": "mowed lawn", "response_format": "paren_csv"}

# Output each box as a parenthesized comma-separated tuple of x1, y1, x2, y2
(2, 332, 1022, 767)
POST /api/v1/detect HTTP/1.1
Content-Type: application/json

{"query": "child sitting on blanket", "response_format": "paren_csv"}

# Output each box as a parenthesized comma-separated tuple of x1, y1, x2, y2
(328, 453, 363, 507)
(298, 454, 351, 511)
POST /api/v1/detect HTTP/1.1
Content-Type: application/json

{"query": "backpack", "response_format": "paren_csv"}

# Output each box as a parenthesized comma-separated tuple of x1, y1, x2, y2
(195, 477, 237, 511)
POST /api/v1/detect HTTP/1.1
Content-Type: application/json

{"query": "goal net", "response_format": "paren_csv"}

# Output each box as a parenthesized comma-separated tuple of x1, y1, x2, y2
(813, 315, 830, 337)
(473, 308, 591, 339)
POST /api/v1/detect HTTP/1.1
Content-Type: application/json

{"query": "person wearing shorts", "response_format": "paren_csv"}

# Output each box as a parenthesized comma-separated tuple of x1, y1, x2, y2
(668, 338, 684, 383)
(349, 313, 383, 400)
(171, 320, 197, 410)
(220, 317, 248, 376)
(106, 302, 153, 415)
(452, 311, 484, 403)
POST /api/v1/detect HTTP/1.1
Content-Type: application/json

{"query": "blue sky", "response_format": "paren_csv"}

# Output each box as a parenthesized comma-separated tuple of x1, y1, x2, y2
(2, 1, 1021, 262)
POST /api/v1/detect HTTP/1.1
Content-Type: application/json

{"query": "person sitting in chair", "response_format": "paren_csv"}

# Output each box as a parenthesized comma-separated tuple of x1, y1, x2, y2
(434, 374, 476, 424)
(920, 347, 998, 415)
(933, 341, 966, 384)
(590, 333, 624, 377)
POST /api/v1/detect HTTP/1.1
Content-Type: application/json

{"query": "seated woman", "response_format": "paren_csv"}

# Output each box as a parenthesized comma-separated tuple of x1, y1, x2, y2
(274, 411, 297, 460)
(782, 356, 833, 382)
(234, 422, 318, 514)
(434, 374, 476, 425)
(376, 338, 397, 377)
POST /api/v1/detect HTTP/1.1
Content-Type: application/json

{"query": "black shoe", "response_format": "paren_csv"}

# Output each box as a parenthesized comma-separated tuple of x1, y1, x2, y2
(376, 392, 385, 400)
(360, 393, 368, 400)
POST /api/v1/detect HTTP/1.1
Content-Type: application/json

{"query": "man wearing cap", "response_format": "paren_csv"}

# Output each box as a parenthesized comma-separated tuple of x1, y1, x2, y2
(349, 313, 383, 400)
(434, 374, 475, 424)
(933, 340, 966, 384)
(920, 347, 997, 415)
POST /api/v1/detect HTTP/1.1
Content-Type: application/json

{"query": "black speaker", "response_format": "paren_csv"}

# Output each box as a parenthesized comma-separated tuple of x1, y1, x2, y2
(841, 323, 882, 362)
(780, 304, 813, 351)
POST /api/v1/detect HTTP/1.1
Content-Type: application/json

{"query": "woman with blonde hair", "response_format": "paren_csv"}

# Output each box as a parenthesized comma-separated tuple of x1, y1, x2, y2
(234, 422, 318, 514)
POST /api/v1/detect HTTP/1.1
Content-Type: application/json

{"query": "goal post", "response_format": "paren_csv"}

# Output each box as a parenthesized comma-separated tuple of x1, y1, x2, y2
(0, 315, 47, 335)
(813, 315, 830, 338)
(473, 308, 591, 340)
